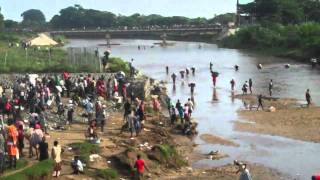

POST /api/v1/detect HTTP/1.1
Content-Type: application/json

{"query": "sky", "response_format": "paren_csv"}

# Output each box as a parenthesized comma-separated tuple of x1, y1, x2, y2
(0, 0, 253, 22)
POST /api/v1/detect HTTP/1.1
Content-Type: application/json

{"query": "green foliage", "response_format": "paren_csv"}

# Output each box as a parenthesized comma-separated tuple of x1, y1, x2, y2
(2, 160, 54, 180)
(107, 57, 130, 74)
(241, 0, 320, 24)
(209, 13, 235, 25)
(52, 35, 68, 44)
(49, 5, 215, 29)
(69, 141, 100, 163)
(221, 22, 320, 59)
(0, 8, 4, 31)
(0, 33, 102, 73)
(152, 144, 188, 168)
(96, 168, 119, 180)
(4, 20, 19, 29)
(21, 9, 46, 29)
(50, 5, 116, 29)
(24, 160, 54, 179)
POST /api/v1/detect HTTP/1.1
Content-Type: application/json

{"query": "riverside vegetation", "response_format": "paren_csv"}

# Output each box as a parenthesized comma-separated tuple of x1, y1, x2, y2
(221, 23, 320, 60)
(221, 0, 320, 61)
(0, 32, 130, 73)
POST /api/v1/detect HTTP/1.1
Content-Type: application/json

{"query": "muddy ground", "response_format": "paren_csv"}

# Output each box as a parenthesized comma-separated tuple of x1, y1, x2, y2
(235, 94, 320, 143)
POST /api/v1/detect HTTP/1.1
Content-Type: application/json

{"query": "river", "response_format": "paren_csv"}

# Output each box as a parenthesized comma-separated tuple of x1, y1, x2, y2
(66, 39, 320, 179)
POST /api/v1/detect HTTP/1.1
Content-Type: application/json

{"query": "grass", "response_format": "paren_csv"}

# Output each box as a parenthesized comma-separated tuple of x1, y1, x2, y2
(96, 168, 119, 180)
(0, 32, 101, 73)
(4, 159, 29, 174)
(2, 159, 54, 180)
(152, 144, 188, 168)
(69, 141, 100, 164)
(0, 32, 131, 73)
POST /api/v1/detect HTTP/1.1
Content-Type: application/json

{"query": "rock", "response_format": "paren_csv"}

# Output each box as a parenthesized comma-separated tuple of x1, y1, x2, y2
(208, 150, 229, 160)
(187, 167, 193, 172)
(268, 106, 276, 112)
(89, 154, 102, 162)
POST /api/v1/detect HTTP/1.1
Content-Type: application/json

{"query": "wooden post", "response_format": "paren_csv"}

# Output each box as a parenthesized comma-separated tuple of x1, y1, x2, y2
(4, 51, 7, 66)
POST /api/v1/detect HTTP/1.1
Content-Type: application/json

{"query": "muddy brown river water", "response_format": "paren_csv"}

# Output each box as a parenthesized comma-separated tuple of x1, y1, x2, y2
(66, 39, 320, 179)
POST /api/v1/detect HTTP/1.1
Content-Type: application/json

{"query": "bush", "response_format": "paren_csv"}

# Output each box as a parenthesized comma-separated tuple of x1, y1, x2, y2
(149, 144, 188, 168)
(69, 141, 100, 163)
(221, 22, 320, 59)
(96, 168, 119, 180)
(107, 57, 130, 75)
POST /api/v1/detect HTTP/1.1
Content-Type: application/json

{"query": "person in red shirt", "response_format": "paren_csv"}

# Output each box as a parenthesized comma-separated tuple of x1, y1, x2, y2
(211, 72, 218, 87)
(134, 154, 149, 179)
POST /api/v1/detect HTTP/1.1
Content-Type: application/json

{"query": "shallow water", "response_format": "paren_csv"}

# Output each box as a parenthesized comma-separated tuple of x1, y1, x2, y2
(67, 39, 320, 179)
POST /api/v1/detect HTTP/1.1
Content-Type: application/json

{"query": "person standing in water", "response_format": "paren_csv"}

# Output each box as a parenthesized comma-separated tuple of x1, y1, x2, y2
(257, 94, 264, 110)
(234, 65, 239, 71)
(211, 72, 218, 87)
(166, 66, 169, 75)
(191, 67, 196, 76)
(185, 68, 190, 76)
(249, 79, 253, 94)
(269, 79, 273, 96)
(171, 73, 177, 85)
(180, 70, 185, 79)
(230, 79, 236, 91)
(189, 83, 196, 95)
(306, 89, 312, 107)
(210, 62, 213, 71)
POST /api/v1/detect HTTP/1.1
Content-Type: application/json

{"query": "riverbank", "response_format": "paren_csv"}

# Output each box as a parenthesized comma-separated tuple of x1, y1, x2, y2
(219, 23, 320, 62)
(235, 94, 320, 143)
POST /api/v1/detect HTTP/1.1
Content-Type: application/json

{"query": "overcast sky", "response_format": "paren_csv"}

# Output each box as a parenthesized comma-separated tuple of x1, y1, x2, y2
(0, 0, 253, 21)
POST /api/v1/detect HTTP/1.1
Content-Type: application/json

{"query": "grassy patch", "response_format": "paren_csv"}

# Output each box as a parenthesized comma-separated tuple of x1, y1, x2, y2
(69, 141, 100, 164)
(0, 32, 101, 73)
(150, 144, 188, 168)
(2, 159, 54, 180)
(4, 159, 29, 174)
(96, 168, 119, 180)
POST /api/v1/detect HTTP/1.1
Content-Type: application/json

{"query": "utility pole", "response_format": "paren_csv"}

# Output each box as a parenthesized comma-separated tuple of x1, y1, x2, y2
(236, 0, 241, 27)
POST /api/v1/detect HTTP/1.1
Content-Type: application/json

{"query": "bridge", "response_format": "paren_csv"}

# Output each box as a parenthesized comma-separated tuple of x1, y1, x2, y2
(49, 27, 223, 39)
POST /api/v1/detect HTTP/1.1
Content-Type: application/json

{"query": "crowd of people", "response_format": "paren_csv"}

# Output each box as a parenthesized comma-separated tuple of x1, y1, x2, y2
(0, 70, 138, 177)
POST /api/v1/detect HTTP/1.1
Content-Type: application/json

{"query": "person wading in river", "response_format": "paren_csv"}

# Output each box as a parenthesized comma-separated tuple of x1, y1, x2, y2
(249, 78, 253, 94)
(257, 94, 264, 111)
(306, 89, 312, 107)
(211, 72, 218, 87)
(189, 83, 196, 96)
(171, 73, 177, 85)
(191, 67, 196, 76)
(269, 79, 273, 96)
(166, 66, 169, 75)
(230, 79, 235, 91)
(180, 70, 185, 79)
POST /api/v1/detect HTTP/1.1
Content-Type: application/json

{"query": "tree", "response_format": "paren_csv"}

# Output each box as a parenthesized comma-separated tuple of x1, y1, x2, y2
(209, 13, 236, 25)
(0, 7, 4, 31)
(50, 5, 116, 29)
(278, 0, 303, 24)
(300, 0, 320, 22)
(4, 20, 19, 29)
(21, 9, 46, 28)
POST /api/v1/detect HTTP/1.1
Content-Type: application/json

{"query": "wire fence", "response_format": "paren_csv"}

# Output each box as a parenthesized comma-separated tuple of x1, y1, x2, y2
(0, 46, 102, 73)
(66, 47, 102, 72)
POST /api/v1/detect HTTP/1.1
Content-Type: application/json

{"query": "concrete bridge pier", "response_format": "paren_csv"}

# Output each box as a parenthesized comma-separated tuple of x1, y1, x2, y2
(160, 33, 167, 45)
